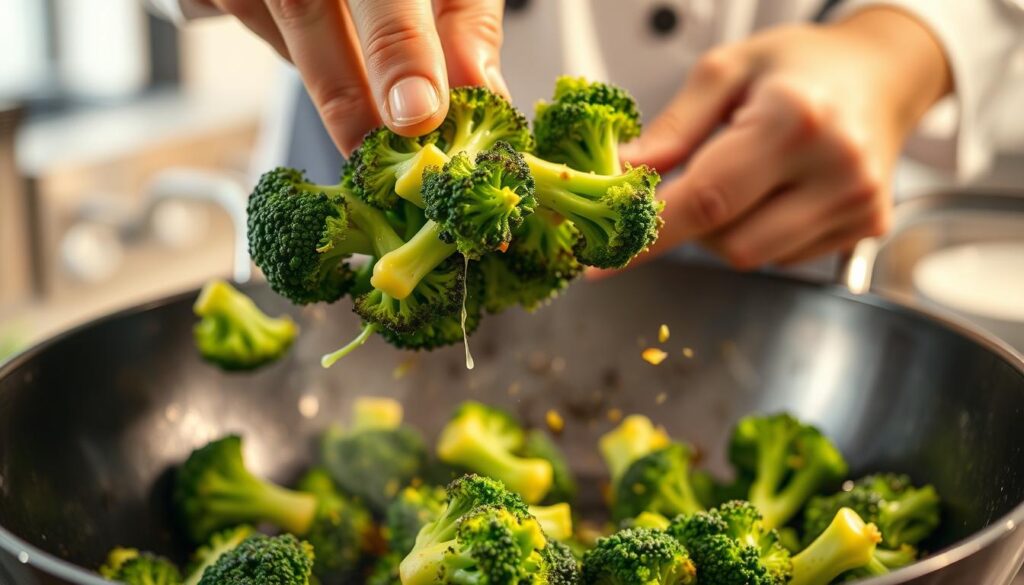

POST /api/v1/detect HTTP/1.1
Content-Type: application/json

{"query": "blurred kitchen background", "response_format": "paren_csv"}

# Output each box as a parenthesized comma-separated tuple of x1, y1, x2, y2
(0, 0, 1022, 364)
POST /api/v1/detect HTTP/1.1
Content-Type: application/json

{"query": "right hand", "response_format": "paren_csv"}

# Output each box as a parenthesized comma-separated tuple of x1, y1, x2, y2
(208, 0, 509, 154)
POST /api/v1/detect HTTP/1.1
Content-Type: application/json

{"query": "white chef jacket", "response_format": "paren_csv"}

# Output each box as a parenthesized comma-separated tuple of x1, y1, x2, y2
(149, 0, 1024, 183)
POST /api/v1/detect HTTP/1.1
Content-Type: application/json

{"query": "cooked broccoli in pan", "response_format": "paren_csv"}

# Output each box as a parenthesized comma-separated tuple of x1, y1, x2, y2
(100, 548, 182, 585)
(196, 533, 314, 585)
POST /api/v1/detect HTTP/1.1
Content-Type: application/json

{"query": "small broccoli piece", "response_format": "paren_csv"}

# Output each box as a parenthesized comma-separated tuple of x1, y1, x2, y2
(581, 527, 696, 585)
(727, 413, 848, 529)
(534, 77, 641, 175)
(385, 485, 448, 556)
(197, 533, 314, 585)
(437, 402, 554, 504)
(422, 142, 536, 259)
(193, 280, 298, 371)
(668, 501, 793, 585)
(599, 415, 671, 487)
(100, 548, 182, 585)
(184, 525, 255, 585)
(435, 86, 533, 158)
(789, 508, 884, 585)
(522, 429, 578, 504)
(367, 552, 403, 585)
(612, 443, 704, 522)
(354, 254, 465, 334)
(530, 503, 574, 542)
(320, 406, 428, 514)
(541, 539, 583, 585)
(174, 435, 318, 543)
(621, 512, 671, 531)
(246, 167, 404, 305)
(351, 395, 405, 431)
(295, 467, 376, 582)
(377, 270, 483, 351)
(350, 127, 448, 209)
(524, 154, 662, 269)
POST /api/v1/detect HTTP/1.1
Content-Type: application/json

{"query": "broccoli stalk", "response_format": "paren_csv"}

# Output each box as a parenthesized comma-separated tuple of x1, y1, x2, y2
(599, 415, 671, 487)
(350, 127, 449, 209)
(581, 527, 697, 585)
(789, 508, 883, 585)
(368, 222, 458, 300)
(99, 548, 182, 585)
(184, 525, 255, 585)
(612, 443, 704, 522)
(196, 533, 315, 585)
(436, 402, 554, 504)
(529, 503, 574, 542)
(192, 280, 298, 371)
(524, 153, 662, 269)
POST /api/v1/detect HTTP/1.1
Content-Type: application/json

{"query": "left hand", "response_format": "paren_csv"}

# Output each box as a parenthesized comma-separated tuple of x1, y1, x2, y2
(622, 7, 951, 268)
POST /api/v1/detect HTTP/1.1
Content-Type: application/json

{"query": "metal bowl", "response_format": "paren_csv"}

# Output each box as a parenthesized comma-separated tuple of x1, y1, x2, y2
(1, 261, 1023, 584)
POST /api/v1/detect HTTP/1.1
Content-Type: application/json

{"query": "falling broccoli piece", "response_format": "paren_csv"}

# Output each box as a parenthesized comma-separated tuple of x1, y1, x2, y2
(100, 548, 182, 585)
(437, 401, 554, 504)
(522, 429, 578, 504)
(534, 77, 641, 175)
(246, 166, 405, 305)
(668, 501, 793, 585)
(422, 141, 536, 259)
(523, 153, 662, 269)
(385, 485, 448, 556)
(612, 443, 704, 522)
(530, 503, 574, 542)
(174, 435, 318, 543)
(789, 508, 884, 585)
(196, 533, 314, 585)
(295, 467, 376, 583)
(435, 86, 533, 158)
(599, 415, 671, 488)
(192, 280, 298, 371)
(184, 525, 255, 585)
(728, 413, 848, 529)
(350, 127, 448, 209)
(581, 527, 696, 585)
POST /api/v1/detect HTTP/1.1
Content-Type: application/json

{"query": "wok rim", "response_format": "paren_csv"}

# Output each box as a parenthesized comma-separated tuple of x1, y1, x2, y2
(1, 266, 1022, 585)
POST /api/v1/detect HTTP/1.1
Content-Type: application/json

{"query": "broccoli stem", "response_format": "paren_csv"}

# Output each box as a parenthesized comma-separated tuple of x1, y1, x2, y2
(393, 144, 449, 206)
(370, 221, 457, 299)
(399, 540, 451, 585)
(217, 479, 317, 536)
(557, 124, 621, 176)
(883, 487, 940, 545)
(523, 153, 619, 239)
(321, 324, 376, 368)
(342, 193, 406, 256)
(790, 508, 882, 585)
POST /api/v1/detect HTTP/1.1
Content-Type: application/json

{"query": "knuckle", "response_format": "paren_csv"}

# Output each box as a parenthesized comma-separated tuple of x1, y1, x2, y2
(719, 240, 759, 270)
(765, 80, 832, 143)
(863, 207, 891, 238)
(361, 19, 430, 71)
(843, 166, 884, 205)
(315, 84, 368, 128)
(267, 0, 321, 27)
(687, 184, 729, 233)
(690, 48, 741, 87)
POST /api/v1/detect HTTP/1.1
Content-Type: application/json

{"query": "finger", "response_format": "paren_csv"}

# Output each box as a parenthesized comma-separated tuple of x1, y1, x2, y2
(620, 48, 751, 171)
(776, 203, 890, 266)
(348, 0, 449, 135)
(434, 0, 508, 97)
(264, 0, 380, 155)
(213, 0, 290, 60)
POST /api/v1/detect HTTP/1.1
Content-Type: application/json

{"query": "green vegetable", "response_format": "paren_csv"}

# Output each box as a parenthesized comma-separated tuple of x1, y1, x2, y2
(522, 429, 578, 504)
(295, 467, 375, 582)
(184, 525, 255, 585)
(435, 86, 533, 158)
(193, 280, 297, 371)
(599, 415, 671, 487)
(385, 485, 447, 556)
(530, 502, 574, 542)
(789, 508, 884, 585)
(99, 548, 182, 585)
(581, 527, 696, 584)
(196, 533, 314, 585)
(612, 443, 704, 522)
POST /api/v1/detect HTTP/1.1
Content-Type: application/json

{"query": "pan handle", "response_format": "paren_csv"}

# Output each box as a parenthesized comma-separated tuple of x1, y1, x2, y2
(835, 238, 881, 295)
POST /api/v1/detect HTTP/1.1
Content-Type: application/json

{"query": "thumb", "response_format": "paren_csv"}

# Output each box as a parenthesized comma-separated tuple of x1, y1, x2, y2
(433, 0, 509, 98)
(622, 49, 750, 171)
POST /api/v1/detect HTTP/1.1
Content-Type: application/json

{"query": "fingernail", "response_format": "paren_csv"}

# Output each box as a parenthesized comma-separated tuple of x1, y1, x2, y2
(486, 65, 510, 99)
(387, 76, 440, 126)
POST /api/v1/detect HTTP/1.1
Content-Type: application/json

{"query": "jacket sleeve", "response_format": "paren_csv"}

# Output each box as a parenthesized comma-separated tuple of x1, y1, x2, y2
(833, 0, 1024, 179)
(144, 0, 220, 23)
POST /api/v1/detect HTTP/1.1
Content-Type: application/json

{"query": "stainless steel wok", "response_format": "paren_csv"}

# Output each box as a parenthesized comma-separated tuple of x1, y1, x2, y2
(1, 260, 1023, 584)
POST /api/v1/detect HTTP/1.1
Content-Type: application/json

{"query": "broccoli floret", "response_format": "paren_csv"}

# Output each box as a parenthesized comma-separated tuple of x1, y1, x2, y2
(541, 539, 583, 585)
(530, 503, 574, 542)
(367, 552, 403, 585)
(668, 501, 793, 585)
(599, 415, 671, 487)
(534, 77, 641, 175)
(522, 429, 578, 504)
(246, 167, 405, 305)
(196, 533, 314, 585)
(354, 254, 465, 334)
(435, 86, 533, 158)
(184, 525, 255, 585)
(192, 280, 297, 371)
(436, 402, 554, 503)
(727, 413, 848, 529)
(524, 154, 662, 269)
(385, 485, 448, 556)
(295, 467, 376, 582)
(350, 127, 448, 209)
(612, 443, 704, 522)
(789, 508, 884, 585)
(320, 406, 428, 514)
(100, 548, 182, 585)
(174, 435, 318, 543)
(377, 270, 483, 351)
(422, 142, 536, 259)
(581, 527, 696, 585)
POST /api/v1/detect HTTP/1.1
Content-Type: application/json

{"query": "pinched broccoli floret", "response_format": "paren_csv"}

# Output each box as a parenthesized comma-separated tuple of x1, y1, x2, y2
(320, 398, 428, 513)
(295, 467, 375, 582)
(174, 435, 318, 543)
(354, 255, 465, 334)
(377, 272, 483, 351)
(530, 503, 574, 542)
(435, 86, 533, 158)
(534, 77, 641, 175)
(184, 525, 255, 585)
(524, 154, 662, 269)
(437, 401, 554, 503)
(668, 501, 792, 585)
(581, 527, 696, 585)
(196, 533, 314, 585)
(422, 142, 536, 259)
(350, 127, 448, 209)
(385, 485, 448, 556)
(193, 280, 297, 371)
(599, 415, 671, 487)
(246, 167, 404, 305)
(789, 508, 884, 585)
(100, 548, 182, 585)
(728, 413, 848, 529)
(612, 443, 704, 522)
(522, 429, 578, 504)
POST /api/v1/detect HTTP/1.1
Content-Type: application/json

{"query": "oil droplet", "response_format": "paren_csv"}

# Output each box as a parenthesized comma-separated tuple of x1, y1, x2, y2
(461, 256, 474, 370)
(18, 551, 29, 563)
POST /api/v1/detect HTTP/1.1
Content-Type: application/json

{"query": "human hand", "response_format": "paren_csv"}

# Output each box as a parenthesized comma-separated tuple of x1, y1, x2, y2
(208, 0, 508, 154)
(623, 8, 951, 269)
